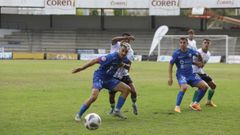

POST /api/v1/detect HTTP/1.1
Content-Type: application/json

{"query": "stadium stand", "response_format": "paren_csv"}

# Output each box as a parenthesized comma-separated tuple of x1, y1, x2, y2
(0, 29, 239, 57)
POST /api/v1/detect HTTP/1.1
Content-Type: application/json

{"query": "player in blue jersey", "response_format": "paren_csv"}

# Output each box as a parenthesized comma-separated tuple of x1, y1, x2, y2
(109, 33, 138, 115)
(73, 43, 131, 121)
(168, 37, 209, 113)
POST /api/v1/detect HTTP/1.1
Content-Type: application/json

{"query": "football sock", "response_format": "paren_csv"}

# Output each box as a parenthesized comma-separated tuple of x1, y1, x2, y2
(116, 96, 126, 110)
(208, 89, 215, 101)
(195, 89, 207, 103)
(176, 91, 185, 106)
(192, 90, 198, 102)
(109, 92, 115, 104)
(131, 92, 137, 103)
(110, 103, 115, 109)
(78, 104, 89, 117)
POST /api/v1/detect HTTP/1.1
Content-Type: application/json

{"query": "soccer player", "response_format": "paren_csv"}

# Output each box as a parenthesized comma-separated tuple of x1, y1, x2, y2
(187, 29, 197, 50)
(109, 33, 138, 115)
(168, 37, 209, 113)
(73, 43, 131, 121)
(191, 39, 217, 107)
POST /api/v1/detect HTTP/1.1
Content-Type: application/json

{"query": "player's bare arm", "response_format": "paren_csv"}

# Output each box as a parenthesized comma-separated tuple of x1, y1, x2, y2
(127, 36, 135, 41)
(72, 58, 99, 74)
(196, 54, 204, 68)
(168, 63, 174, 86)
(193, 54, 204, 68)
(120, 62, 131, 70)
(112, 36, 135, 45)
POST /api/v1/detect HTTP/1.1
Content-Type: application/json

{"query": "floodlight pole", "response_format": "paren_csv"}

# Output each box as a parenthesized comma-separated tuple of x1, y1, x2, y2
(200, 18, 204, 31)
(0, 6, 1, 28)
(100, 8, 105, 31)
(151, 16, 155, 30)
(50, 15, 53, 28)
(226, 35, 229, 64)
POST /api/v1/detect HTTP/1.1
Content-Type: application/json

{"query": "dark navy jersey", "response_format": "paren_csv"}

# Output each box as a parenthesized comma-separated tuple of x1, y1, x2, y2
(95, 52, 129, 78)
(170, 48, 199, 76)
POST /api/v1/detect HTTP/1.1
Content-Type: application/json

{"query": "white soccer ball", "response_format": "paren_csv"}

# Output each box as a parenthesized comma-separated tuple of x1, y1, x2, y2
(84, 113, 101, 130)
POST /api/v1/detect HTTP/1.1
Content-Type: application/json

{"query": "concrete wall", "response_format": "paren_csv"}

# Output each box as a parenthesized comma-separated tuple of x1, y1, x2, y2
(104, 16, 151, 30)
(52, 16, 101, 30)
(2, 14, 50, 29)
(1, 14, 202, 30)
(155, 16, 201, 30)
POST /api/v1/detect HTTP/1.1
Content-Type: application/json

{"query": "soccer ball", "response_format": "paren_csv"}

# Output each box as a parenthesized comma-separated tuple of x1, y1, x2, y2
(84, 113, 101, 130)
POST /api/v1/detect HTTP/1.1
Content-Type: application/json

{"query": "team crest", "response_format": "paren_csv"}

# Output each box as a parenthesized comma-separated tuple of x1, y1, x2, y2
(101, 56, 106, 61)
(180, 60, 184, 65)
(189, 53, 192, 57)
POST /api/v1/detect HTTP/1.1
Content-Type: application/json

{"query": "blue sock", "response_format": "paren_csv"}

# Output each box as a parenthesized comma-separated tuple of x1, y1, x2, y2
(116, 96, 126, 110)
(195, 89, 207, 103)
(78, 104, 89, 117)
(176, 91, 185, 106)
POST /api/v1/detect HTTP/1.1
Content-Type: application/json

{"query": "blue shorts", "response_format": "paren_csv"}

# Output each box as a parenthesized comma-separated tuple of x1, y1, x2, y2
(92, 73, 120, 92)
(177, 73, 202, 87)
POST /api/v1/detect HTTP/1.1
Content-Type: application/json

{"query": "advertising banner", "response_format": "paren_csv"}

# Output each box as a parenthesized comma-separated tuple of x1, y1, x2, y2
(77, 0, 148, 8)
(228, 55, 240, 64)
(0, 52, 12, 59)
(208, 56, 221, 63)
(46, 53, 78, 60)
(157, 55, 172, 62)
(80, 54, 107, 60)
(76, 49, 98, 54)
(180, 0, 240, 8)
(134, 55, 142, 61)
(0, 0, 44, 7)
(13, 52, 44, 60)
(44, 0, 76, 15)
(149, 0, 180, 16)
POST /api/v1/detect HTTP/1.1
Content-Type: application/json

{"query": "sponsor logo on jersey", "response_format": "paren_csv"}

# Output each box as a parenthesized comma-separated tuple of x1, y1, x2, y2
(189, 53, 192, 57)
(180, 60, 184, 65)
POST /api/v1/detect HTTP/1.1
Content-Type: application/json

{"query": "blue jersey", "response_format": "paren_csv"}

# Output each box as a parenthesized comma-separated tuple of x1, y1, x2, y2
(95, 52, 129, 79)
(170, 48, 199, 77)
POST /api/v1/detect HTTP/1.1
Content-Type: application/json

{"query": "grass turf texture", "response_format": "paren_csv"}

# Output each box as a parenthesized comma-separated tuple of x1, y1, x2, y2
(0, 60, 240, 135)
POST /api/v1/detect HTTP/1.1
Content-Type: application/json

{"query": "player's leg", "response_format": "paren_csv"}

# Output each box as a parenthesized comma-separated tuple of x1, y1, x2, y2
(206, 80, 217, 107)
(191, 73, 204, 106)
(174, 84, 188, 113)
(108, 91, 117, 114)
(113, 82, 130, 117)
(128, 82, 138, 115)
(195, 73, 217, 107)
(122, 75, 138, 115)
(191, 80, 208, 111)
(75, 75, 102, 121)
(191, 90, 198, 104)
(75, 88, 100, 121)
(174, 75, 188, 113)
(106, 79, 130, 119)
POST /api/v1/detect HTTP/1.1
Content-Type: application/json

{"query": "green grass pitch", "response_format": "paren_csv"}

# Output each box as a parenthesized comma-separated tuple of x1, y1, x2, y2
(0, 60, 240, 135)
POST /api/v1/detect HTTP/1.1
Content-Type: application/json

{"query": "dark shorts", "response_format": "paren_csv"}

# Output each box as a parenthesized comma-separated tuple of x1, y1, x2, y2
(109, 75, 133, 94)
(117, 75, 133, 85)
(197, 73, 213, 83)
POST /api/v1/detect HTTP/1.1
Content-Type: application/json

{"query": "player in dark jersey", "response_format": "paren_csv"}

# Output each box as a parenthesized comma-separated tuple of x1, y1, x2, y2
(191, 39, 217, 107)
